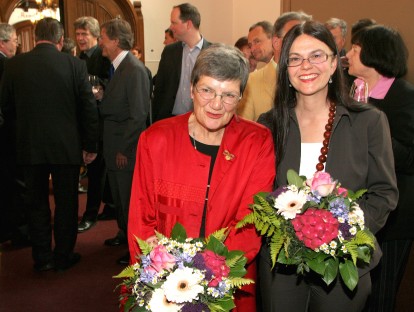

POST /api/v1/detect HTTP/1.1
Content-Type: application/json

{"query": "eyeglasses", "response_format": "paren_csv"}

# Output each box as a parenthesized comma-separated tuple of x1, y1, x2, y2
(194, 85, 241, 106)
(287, 51, 333, 67)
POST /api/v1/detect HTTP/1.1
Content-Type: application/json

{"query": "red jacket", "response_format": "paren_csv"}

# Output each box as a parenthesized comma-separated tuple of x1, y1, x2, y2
(128, 112, 275, 310)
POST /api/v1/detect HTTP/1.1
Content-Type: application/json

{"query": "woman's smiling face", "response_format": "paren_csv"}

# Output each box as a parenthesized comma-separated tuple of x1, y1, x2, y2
(287, 34, 337, 97)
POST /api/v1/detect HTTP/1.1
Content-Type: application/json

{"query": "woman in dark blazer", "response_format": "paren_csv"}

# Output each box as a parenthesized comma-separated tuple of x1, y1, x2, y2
(347, 25, 414, 312)
(258, 21, 398, 312)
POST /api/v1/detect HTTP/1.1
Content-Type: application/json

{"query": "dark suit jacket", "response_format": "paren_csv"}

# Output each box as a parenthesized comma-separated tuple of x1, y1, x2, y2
(152, 39, 211, 121)
(259, 104, 398, 275)
(80, 45, 111, 142)
(369, 78, 414, 240)
(100, 52, 149, 171)
(0, 43, 98, 165)
(0, 53, 6, 81)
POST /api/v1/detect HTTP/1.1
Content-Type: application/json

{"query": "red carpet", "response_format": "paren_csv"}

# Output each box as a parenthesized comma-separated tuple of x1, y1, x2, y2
(0, 186, 129, 312)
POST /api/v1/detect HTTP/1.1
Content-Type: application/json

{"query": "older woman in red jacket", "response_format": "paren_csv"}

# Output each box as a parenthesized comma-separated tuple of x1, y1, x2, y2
(128, 44, 275, 311)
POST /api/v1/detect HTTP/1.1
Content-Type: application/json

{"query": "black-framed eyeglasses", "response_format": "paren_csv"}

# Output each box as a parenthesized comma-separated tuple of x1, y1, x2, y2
(194, 85, 241, 106)
(287, 51, 333, 67)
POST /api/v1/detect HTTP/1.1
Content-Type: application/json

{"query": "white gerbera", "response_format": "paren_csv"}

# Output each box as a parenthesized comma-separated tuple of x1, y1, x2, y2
(147, 288, 181, 312)
(162, 267, 204, 304)
(274, 189, 307, 219)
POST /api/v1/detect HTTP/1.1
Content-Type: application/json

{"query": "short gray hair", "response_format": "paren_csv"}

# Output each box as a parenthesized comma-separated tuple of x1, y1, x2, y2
(325, 17, 347, 38)
(100, 19, 134, 50)
(0, 23, 16, 41)
(74, 16, 100, 38)
(191, 44, 249, 95)
(273, 11, 312, 38)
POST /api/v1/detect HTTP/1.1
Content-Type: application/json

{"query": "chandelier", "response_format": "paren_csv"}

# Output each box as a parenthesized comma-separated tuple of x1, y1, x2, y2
(33, 0, 59, 21)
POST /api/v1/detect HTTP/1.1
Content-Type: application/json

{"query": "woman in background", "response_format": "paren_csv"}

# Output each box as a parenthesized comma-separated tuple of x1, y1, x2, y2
(347, 25, 414, 312)
(258, 21, 398, 312)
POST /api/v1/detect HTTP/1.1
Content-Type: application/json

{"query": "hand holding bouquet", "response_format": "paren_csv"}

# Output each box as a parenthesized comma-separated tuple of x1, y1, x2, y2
(115, 223, 253, 312)
(237, 169, 376, 291)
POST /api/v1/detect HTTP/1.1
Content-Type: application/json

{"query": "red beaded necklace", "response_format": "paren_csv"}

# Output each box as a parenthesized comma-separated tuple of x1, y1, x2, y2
(316, 102, 336, 172)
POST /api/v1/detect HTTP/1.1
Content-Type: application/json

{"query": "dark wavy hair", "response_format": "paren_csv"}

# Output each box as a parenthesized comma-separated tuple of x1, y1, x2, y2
(351, 25, 408, 78)
(272, 21, 364, 166)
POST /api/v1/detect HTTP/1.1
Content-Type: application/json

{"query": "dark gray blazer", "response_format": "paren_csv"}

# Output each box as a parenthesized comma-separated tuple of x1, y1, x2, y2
(259, 104, 398, 274)
(369, 78, 414, 240)
(152, 38, 211, 122)
(100, 52, 149, 171)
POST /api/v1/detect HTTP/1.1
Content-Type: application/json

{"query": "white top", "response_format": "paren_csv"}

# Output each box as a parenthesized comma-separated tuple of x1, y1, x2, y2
(299, 143, 323, 179)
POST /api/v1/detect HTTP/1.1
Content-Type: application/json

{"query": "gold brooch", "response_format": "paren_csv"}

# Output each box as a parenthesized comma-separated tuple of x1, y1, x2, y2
(223, 150, 235, 161)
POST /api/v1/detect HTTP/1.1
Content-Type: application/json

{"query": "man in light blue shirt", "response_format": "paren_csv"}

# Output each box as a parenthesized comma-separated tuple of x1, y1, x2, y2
(152, 3, 211, 121)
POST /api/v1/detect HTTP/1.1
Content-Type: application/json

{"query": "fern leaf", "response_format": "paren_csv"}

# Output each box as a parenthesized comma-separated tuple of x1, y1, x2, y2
(113, 265, 136, 278)
(344, 241, 359, 265)
(269, 231, 284, 268)
(136, 237, 152, 255)
(208, 228, 229, 243)
(228, 277, 254, 288)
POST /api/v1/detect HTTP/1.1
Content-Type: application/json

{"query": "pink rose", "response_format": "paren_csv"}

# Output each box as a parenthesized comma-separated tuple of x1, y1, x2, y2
(201, 250, 230, 287)
(292, 208, 339, 249)
(147, 245, 176, 273)
(337, 187, 348, 197)
(306, 172, 336, 196)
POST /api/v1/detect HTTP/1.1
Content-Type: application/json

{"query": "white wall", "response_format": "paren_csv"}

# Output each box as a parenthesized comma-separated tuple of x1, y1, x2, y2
(138, 0, 280, 74)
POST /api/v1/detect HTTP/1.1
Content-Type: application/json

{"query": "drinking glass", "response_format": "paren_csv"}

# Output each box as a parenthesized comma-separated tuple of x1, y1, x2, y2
(350, 80, 368, 103)
(88, 75, 101, 95)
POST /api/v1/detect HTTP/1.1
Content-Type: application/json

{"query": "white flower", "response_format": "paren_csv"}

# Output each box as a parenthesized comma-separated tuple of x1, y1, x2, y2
(147, 288, 181, 312)
(349, 226, 357, 235)
(274, 189, 307, 219)
(329, 241, 337, 249)
(162, 267, 204, 304)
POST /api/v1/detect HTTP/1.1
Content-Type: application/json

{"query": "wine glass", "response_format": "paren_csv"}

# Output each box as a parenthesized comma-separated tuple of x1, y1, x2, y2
(350, 79, 368, 103)
(88, 75, 101, 95)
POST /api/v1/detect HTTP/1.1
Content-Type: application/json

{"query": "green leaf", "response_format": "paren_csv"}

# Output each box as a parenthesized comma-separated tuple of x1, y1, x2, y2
(225, 251, 245, 268)
(206, 235, 228, 257)
(322, 258, 338, 286)
(136, 237, 152, 255)
(269, 231, 284, 268)
(236, 213, 255, 228)
(113, 265, 136, 279)
(170, 222, 187, 242)
(348, 189, 367, 201)
(287, 169, 305, 188)
(356, 245, 372, 263)
(207, 227, 229, 243)
(307, 255, 328, 275)
(208, 296, 236, 312)
(228, 277, 254, 288)
(339, 259, 359, 291)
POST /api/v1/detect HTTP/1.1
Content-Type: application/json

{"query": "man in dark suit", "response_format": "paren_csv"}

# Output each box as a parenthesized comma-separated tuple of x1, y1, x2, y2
(0, 18, 99, 272)
(152, 3, 211, 122)
(74, 16, 116, 233)
(0, 23, 21, 244)
(99, 18, 149, 264)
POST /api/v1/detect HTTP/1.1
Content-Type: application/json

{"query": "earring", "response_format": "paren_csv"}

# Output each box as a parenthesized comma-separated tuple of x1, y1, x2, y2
(329, 77, 332, 84)
(289, 83, 292, 87)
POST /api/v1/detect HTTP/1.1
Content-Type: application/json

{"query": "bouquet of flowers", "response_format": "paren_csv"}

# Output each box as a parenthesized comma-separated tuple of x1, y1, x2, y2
(236, 169, 376, 291)
(115, 223, 253, 312)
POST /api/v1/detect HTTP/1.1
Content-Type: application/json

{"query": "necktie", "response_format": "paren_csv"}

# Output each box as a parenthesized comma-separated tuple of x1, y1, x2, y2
(108, 64, 115, 80)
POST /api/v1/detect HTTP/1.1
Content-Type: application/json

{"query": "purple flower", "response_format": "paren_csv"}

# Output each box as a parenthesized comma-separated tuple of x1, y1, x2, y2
(139, 269, 156, 283)
(339, 223, 354, 240)
(181, 302, 210, 312)
(270, 186, 288, 199)
(192, 253, 213, 280)
(329, 198, 349, 221)
(140, 255, 151, 268)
